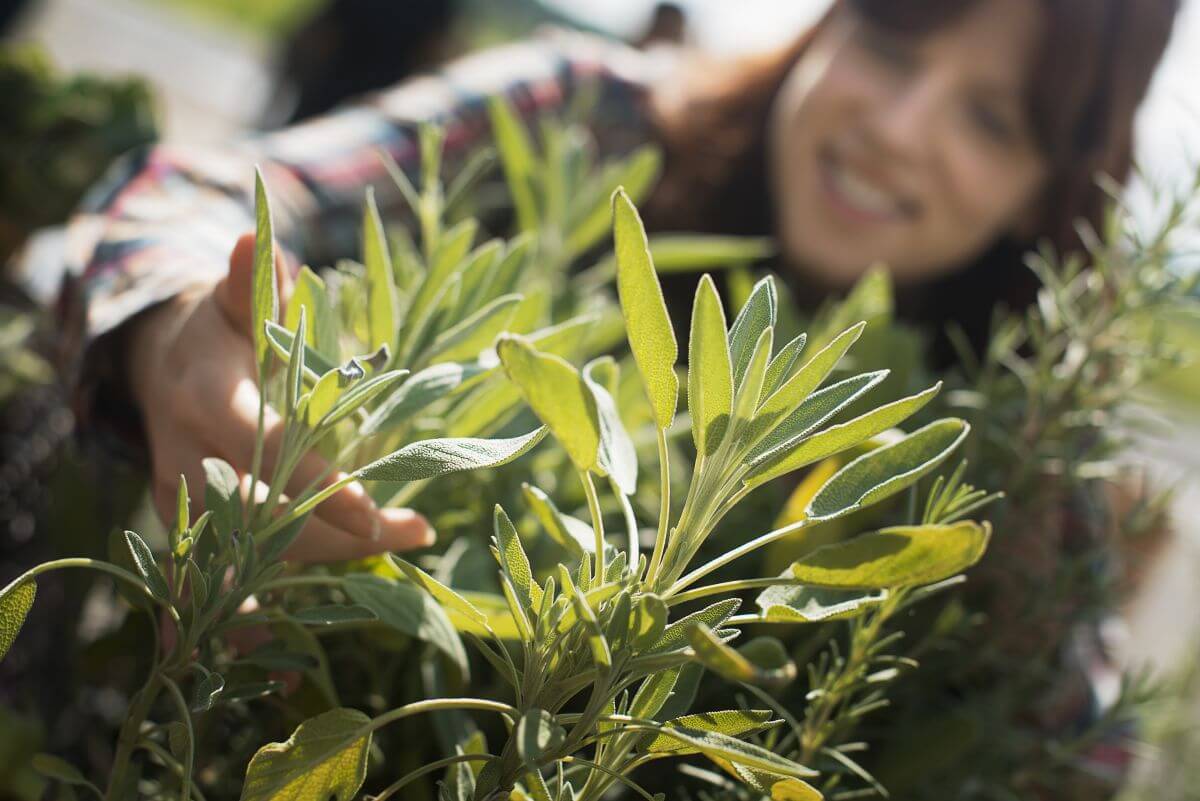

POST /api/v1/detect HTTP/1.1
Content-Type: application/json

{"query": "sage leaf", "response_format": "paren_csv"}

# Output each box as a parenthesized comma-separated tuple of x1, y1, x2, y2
(123, 530, 169, 602)
(755, 582, 887, 623)
(31, 754, 90, 786)
(265, 320, 337, 379)
(522, 483, 594, 559)
(489, 95, 539, 232)
(496, 334, 599, 472)
(747, 382, 942, 487)
(756, 321, 866, 425)
(362, 187, 398, 354)
(689, 274, 734, 458)
(357, 426, 547, 482)
(806, 419, 970, 521)
(516, 709, 566, 765)
(631, 593, 668, 652)
(493, 505, 541, 611)
(582, 357, 638, 494)
(790, 521, 992, 589)
(649, 598, 741, 653)
(251, 168, 279, 368)
(0, 579, 35, 662)
(426, 293, 521, 364)
(629, 666, 680, 720)
(362, 361, 490, 435)
(763, 333, 807, 398)
(286, 266, 339, 360)
(612, 188, 678, 429)
(240, 708, 371, 801)
(567, 147, 661, 257)
(344, 574, 469, 677)
(730, 327, 774, 430)
(728, 277, 776, 390)
(191, 670, 225, 712)
(387, 555, 489, 630)
(645, 724, 814, 778)
(688, 625, 796, 688)
(644, 709, 777, 755)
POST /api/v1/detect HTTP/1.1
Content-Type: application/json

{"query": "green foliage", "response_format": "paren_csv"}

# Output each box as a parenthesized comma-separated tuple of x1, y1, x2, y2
(2, 106, 1000, 801)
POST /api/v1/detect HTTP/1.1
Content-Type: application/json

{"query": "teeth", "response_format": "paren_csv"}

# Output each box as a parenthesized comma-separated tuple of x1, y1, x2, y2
(830, 161, 899, 216)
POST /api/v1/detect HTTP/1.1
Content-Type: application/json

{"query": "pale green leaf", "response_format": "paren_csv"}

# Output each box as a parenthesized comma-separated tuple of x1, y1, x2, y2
(748, 382, 942, 487)
(642, 235, 776, 273)
(386, 555, 489, 630)
(689, 274, 734, 458)
(251, 168, 279, 368)
(361, 361, 490, 435)
(322, 369, 409, 427)
(745, 371, 889, 468)
(284, 308, 307, 415)
(362, 187, 398, 353)
(730, 327, 773, 430)
(806, 419, 970, 521)
(240, 708, 371, 801)
(286, 266, 338, 360)
(521, 483, 594, 558)
(203, 457, 242, 538)
(649, 598, 741, 653)
(688, 625, 796, 688)
(629, 666, 680, 720)
(583, 357, 638, 494)
(567, 147, 661, 257)
(644, 709, 777, 755)
(357, 427, 547, 482)
(344, 575, 468, 676)
(427, 293, 521, 364)
(31, 754, 90, 786)
(755, 582, 887, 623)
(631, 593, 668, 652)
(493, 505, 542, 611)
(645, 724, 814, 778)
(489, 96, 539, 231)
(516, 709, 566, 765)
(265, 320, 337, 379)
(728, 277, 776, 390)
(612, 188, 678, 428)
(0, 579, 35, 662)
(496, 334, 599, 472)
(763, 333, 807, 398)
(790, 521, 992, 589)
(123, 530, 169, 602)
(756, 322, 866, 425)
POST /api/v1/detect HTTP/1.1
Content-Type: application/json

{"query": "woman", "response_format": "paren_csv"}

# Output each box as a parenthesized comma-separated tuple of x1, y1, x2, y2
(57, 0, 1177, 563)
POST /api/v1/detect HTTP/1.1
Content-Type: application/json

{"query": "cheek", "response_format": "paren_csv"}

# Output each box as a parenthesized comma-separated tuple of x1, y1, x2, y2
(936, 144, 1046, 247)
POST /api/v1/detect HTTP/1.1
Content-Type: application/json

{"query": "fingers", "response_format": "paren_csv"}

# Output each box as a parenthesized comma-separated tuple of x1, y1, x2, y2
(215, 231, 295, 339)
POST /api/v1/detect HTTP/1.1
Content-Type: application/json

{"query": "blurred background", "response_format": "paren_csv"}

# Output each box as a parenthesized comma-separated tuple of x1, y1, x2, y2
(0, 0, 1196, 796)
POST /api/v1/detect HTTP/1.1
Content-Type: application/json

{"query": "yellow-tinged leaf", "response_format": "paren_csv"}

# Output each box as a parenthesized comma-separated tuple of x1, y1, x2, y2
(363, 187, 398, 354)
(496, 334, 600, 472)
(689, 275, 733, 457)
(0, 579, 35, 662)
(612, 189, 678, 428)
(240, 708, 371, 801)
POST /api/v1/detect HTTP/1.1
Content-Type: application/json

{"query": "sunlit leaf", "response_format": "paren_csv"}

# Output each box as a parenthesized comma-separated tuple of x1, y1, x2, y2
(240, 708, 371, 801)
(755, 582, 887, 623)
(344, 574, 469, 677)
(123, 530, 169, 602)
(363, 187, 398, 354)
(583, 357, 638, 494)
(251, 168, 279, 368)
(689, 274, 734, 458)
(357, 427, 547, 482)
(728, 277, 776, 390)
(689, 625, 796, 688)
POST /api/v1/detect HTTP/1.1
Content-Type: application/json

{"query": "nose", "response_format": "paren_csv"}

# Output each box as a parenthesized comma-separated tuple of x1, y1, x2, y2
(865, 73, 944, 163)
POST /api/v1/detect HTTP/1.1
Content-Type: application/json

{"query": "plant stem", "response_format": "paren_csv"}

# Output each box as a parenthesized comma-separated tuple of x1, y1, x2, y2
(666, 517, 811, 597)
(246, 362, 267, 530)
(161, 677, 194, 801)
(579, 470, 606, 577)
(134, 740, 208, 801)
(257, 473, 358, 539)
(106, 673, 163, 800)
(6, 559, 182, 631)
(371, 753, 495, 801)
(645, 427, 671, 584)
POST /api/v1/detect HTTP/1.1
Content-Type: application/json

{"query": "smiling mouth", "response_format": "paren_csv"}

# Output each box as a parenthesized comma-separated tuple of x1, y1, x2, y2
(817, 149, 917, 225)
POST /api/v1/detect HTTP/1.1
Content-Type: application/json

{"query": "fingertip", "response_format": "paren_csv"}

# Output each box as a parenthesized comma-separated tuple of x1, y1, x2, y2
(380, 507, 436, 550)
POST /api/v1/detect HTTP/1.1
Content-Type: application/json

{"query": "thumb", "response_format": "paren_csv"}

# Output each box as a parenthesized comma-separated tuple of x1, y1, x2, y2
(215, 232, 294, 338)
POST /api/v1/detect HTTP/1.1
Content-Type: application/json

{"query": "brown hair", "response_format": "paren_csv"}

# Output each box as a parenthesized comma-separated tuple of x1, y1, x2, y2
(644, 0, 1179, 357)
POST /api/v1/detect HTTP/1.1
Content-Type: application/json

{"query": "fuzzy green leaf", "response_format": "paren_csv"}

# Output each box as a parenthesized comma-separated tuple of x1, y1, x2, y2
(647, 723, 815, 778)
(362, 361, 490, 435)
(748, 382, 942, 487)
(344, 574, 468, 676)
(631, 593, 669, 652)
(755, 583, 887, 623)
(522, 483, 594, 559)
(203, 457, 242, 537)
(689, 274, 734, 458)
(240, 708, 371, 801)
(745, 371, 889, 470)
(583, 357, 638, 494)
(265, 320, 337, 379)
(0, 579, 35, 662)
(649, 598, 741, 653)
(362, 187, 398, 354)
(730, 327, 774, 429)
(755, 322, 865, 425)
(629, 666, 680, 720)
(286, 266, 338, 360)
(357, 427, 547, 482)
(790, 521, 991, 589)
(496, 334, 599, 472)
(688, 625, 796, 688)
(251, 169, 279, 368)
(644, 709, 778, 755)
(612, 188, 678, 429)
(516, 709, 565, 765)
(387, 555, 489, 630)
(806, 419, 970, 521)
(567, 147, 661, 257)
(31, 753, 91, 786)
(427, 293, 521, 364)
(123, 530, 169, 602)
(489, 96, 539, 232)
(191, 670, 225, 712)
(322, 369, 409, 427)
(728, 277, 776, 390)
(493, 505, 542, 611)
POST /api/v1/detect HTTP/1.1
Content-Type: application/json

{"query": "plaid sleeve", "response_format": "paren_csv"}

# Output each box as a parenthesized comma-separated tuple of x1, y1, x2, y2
(56, 29, 662, 439)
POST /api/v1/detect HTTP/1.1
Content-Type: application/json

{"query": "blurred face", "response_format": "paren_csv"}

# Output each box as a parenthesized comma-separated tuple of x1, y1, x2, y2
(768, 0, 1050, 286)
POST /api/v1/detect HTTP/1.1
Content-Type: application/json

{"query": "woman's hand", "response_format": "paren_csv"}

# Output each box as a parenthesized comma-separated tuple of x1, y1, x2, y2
(126, 232, 434, 561)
